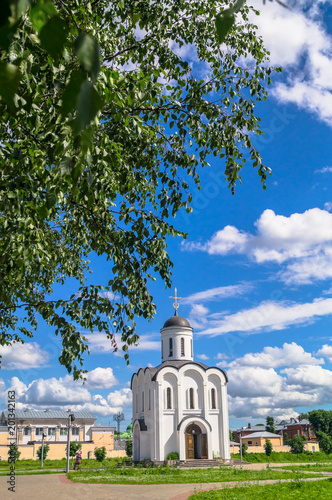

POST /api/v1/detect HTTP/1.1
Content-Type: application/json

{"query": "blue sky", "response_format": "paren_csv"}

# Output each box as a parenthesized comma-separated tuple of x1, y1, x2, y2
(2, 0, 332, 431)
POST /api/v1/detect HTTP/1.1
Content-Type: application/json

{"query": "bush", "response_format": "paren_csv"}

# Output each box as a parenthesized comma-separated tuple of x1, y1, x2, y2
(166, 452, 179, 460)
(37, 443, 50, 461)
(94, 446, 107, 462)
(126, 439, 132, 457)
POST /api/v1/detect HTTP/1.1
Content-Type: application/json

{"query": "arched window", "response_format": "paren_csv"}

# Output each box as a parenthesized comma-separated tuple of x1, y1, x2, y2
(211, 388, 216, 409)
(189, 388, 194, 409)
(141, 391, 144, 412)
(166, 387, 172, 409)
(169, 338, 173, 357)
(181, 337, 185, 356)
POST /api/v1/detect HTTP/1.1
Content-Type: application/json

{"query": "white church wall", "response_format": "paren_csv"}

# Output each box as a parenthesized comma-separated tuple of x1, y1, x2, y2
(182, 369, 204, 414)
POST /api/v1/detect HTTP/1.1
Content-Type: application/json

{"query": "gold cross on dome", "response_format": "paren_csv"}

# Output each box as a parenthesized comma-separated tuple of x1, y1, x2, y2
(169, 287, 183, 314)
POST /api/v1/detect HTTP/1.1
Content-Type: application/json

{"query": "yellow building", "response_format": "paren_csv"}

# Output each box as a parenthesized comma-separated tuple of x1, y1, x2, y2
(0, 409, 126, 460)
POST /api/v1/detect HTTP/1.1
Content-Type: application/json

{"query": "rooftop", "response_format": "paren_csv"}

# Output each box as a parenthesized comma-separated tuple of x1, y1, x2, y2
(1, 409, 96, 421)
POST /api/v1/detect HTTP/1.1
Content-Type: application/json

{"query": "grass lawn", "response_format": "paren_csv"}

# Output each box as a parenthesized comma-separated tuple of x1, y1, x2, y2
(187, 478, 332, 499)
(0, 457, 127, 472)
(274, 464, 332, 472)
(231, 451, 332, 463)
(67, 467, 322, 484)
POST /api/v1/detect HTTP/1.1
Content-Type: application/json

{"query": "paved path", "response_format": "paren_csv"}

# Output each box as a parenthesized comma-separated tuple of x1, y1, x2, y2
(1, 473, 331, 500)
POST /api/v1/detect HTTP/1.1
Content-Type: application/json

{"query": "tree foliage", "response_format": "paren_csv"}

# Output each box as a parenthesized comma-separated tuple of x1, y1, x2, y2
(309, 410, 332, 454)
(126, 439, 133, 458)
(264, 438, 273, 459)
(94, 446, 106, 462)
(265, 416, 276, 434)
(37, 443, 50, 461)
(289, 435, 306, 456)
(66, 441, 82, 459)
(0, 0, 277, 377)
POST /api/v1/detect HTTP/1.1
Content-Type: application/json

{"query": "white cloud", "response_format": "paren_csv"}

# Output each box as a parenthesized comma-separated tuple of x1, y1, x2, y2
(316, 344, 332, 361)
(185, 208, 332, 284)
(196, 354, 209, 360)
(198, 297, 332, 336)
(282, 364, 332, 393)
(0, 342, 49, 370)
(20, 377, 91, 406)
(228, 342, 324, 369)
(227, 367, 283, 398)
(107, 388, 132, 408)
(316, 166, 332, 174)
(84, 367, 118, 389)
(250, 1, 332, 125)
(324, 202, 332, 211)
(183, 284, 251, 304)
(87, 333, 160, 354)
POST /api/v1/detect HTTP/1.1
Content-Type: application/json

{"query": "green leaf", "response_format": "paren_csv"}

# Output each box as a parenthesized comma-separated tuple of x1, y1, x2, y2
(74, 33, 101, 82)
(61, 70, 85, 117)
(0, 62, 21, 107)
(46, 191, 57, 209)
(215, 11, 235, 44)
(29, 0, 56, 33)
(75, 80, 103, 132)
(39, 15, 67, 58)
(0, 0, 11, 28)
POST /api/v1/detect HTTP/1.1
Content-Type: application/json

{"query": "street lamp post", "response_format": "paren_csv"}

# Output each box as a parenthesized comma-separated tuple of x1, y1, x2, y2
(66, 413, 75, 473)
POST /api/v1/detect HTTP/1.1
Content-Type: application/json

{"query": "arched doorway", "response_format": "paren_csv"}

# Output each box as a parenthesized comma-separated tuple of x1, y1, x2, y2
(185, 423, 208, 459)
(133, 423, 140, 461)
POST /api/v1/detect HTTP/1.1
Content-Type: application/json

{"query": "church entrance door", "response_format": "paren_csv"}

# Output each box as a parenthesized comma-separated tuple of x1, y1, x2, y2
(185, 423, 208, 459)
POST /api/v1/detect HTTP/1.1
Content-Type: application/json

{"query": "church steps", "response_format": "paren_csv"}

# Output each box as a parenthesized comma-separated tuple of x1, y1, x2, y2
(179, 459, 223, 469)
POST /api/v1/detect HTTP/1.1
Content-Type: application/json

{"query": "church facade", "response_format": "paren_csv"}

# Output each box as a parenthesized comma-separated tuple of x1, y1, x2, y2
(131, 293, 231, 462)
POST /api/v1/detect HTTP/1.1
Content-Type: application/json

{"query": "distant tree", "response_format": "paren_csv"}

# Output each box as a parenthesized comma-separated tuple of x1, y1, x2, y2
(309, 410, 332, 454)
(266, 416, 276, 434)
(264, 439, 273, 462)
(7, 443, 20, 462)
(94, 446, 107, 462)
(126, 439, 133, 458)
(299, 413, 309, 421)
(255, 424, 265, 427)
(66, 442, 82, 466)
(290, 435, 306, 458)
(229, 430, 234, 442)
(241, 443, 248, 458)
(37, 443, 50, 461)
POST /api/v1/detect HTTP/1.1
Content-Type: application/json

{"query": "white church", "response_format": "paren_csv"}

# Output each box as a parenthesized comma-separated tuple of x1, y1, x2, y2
(131, 290, 231, 462)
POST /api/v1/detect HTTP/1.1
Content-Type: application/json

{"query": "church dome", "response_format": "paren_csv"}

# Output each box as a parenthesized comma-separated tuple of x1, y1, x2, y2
(162, 314, 191, 329)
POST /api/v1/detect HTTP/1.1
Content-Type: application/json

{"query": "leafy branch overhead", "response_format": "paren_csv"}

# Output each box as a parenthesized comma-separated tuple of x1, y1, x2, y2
(0, 0, 279, 378)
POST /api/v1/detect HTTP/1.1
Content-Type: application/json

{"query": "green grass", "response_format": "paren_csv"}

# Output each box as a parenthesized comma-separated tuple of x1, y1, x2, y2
(231, 451, 332, 463)
(0, 456, 128, 472)
(188, 478, 332, 499)
(67, 466, 322, 485)
(274, 464, 332, 472)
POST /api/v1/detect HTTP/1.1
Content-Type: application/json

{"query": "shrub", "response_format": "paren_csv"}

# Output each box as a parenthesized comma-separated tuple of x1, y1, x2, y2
(94, 446, 107, 462)
(37, 443, 50, 461)
(126, 439, 132, 457)
(166, 452, 179, 460)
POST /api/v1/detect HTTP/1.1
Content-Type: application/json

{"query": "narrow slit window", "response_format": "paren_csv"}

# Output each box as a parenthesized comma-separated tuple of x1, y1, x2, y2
(181, 337, 185, 356)
(142, 391, 144, 412)
(211, 388, 216, 409)
(167, 387, 172, 409)
(189, 388, 194, 409)
(169, 337, 173, 357)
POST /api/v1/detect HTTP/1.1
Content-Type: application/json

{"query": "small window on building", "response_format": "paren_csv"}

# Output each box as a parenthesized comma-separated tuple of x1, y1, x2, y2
(60, 428, 67, 436)
(248, 441, 252, 445)
(312, 445, 316, 452)
(48, 428, 56, 436)
(36, 428, 44, 436)
(181, 337, 185, 356)
(72, 427, 79, 436)
(189, 388, 194, 409)
(211, 388, 216, 409)
(24, 427, 31, 436)
(142, 392, 144, 412)
(166, 387, 172, 409)
(169, 338, 173, 357)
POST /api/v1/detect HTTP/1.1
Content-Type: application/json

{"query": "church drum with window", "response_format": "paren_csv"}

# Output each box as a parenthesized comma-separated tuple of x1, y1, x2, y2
(131, 295, 231, 462)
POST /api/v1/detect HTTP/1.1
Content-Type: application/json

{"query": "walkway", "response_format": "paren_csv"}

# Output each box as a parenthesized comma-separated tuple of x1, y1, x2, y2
(1, 472, 331, 500)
